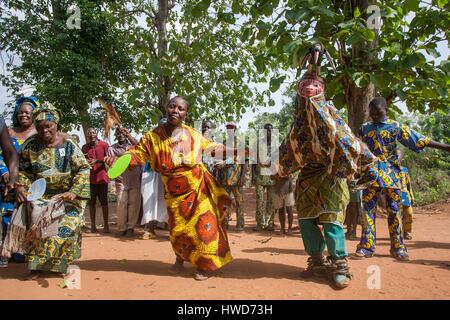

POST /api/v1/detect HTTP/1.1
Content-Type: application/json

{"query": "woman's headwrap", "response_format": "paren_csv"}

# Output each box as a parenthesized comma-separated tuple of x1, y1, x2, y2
(13, 96, 40, 128)
(32, 102, 62, 124)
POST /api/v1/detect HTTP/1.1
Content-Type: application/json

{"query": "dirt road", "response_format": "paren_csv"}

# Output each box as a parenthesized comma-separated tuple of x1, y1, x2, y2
(1, 188, 449, 299)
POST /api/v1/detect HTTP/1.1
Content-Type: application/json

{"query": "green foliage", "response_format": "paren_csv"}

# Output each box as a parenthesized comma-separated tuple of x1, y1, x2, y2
(242, 0, 450, 114)
(398, 112, 450, 205)
(117, 0, 267, 128)
(248, 91, 296, 137)
(1, 0, 269, 131)
(0, 0, 134, 131)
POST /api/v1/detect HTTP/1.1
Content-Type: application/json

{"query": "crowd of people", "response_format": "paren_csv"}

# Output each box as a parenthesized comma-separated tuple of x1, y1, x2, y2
(0, 59, 449, 289)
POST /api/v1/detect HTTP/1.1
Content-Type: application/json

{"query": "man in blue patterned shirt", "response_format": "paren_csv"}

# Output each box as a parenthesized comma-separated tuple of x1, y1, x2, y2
(355, 97, 450, 261)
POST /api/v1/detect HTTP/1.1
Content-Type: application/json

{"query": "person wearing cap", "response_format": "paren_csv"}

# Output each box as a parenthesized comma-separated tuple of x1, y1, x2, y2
(275, 45, 379, 288)
(215, 122, 246, 232)
(107, 127, 141, 237)
(11, 102, 90, 279)
(0, 96, 39, 266)
(253, 123, 275, 231)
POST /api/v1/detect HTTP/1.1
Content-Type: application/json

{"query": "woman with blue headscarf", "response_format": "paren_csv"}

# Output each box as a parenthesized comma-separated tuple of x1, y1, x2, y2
(0, 96, 39, 179)
(0, 96, 39, 267)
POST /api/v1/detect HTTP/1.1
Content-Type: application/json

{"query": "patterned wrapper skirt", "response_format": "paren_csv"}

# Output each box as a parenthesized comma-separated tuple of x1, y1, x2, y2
(27, 203, 82, 273)
(296, 164, 349, 226)
(162, 163, 233, 271)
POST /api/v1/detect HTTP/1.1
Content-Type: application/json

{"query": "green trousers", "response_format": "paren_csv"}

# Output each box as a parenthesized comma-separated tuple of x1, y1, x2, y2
(299, 219, 348, 260)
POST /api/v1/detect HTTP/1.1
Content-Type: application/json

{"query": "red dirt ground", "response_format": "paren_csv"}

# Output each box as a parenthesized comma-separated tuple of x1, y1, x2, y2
(1, 188, 449, 300)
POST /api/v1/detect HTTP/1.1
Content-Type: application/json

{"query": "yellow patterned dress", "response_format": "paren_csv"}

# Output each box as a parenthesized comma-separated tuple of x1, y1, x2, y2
(18, 136, 90, 273)
(128, 124, 232, 271)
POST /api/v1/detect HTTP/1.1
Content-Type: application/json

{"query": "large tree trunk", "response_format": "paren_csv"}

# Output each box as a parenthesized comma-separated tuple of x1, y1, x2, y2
(157, 0, 170, 115)
(348, 84, 375, 133)
(346, 0, 379, 133)
(79, 104, 91, 139)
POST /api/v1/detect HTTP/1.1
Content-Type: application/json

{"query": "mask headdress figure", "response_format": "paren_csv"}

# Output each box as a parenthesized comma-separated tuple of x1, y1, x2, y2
(283, 43, 377, 184)
(299, 42, 336, 77)
(275, 43, 379, 290)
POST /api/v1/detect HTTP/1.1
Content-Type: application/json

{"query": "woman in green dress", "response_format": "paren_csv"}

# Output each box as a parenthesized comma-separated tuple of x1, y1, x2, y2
(15, 103, 90, 279)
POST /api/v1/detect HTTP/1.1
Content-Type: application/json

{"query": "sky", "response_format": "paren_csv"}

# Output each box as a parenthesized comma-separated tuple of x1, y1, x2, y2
(1, 5, 449, 144)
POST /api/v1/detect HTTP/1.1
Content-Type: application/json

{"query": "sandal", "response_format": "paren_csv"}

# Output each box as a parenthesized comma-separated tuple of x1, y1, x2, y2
(194, 269, 210, 281)
(390, 250, 410, 261)
(352, 249, 374, 260)
(252, 226, 265, 231)
(404, 232, 412, 240)
(0, 256, 8, 268)
(141, 231, 156, 240)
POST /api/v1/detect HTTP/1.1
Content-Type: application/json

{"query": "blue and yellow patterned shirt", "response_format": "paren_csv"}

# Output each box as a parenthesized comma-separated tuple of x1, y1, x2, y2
(400, 166, 414, 207)
(359, 118, 430, 189)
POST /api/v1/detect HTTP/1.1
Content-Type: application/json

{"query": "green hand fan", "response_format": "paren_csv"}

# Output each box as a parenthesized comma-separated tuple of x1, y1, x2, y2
(107, 154, 132, 179)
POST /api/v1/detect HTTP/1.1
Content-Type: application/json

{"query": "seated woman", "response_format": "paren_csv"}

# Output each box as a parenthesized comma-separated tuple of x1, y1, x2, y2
(105, 96, 233, 281)
(15, 102, 90, 279)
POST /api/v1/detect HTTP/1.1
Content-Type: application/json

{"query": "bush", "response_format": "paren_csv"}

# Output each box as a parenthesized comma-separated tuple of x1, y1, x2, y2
(399, 112, 450, 206)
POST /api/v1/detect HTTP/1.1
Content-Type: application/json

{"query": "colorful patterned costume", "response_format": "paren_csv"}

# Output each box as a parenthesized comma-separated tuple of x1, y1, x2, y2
(0, 137, 24, 215)
(127, 124, 232, 271)
(18, 136, 90, 272)
(0, 137, 25, 263)
(278, 42, 377, 288)
(277, 86, 378, 276)
(255, 136, 275, 230)
(216, 144, 246, 229)
(400, 166, 414, 234)
(357, 118, 429, 256)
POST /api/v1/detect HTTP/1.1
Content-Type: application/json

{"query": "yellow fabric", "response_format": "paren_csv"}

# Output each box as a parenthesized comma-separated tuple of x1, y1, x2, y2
(402, 206, 413, 233)
(128, 124, 232, 271)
